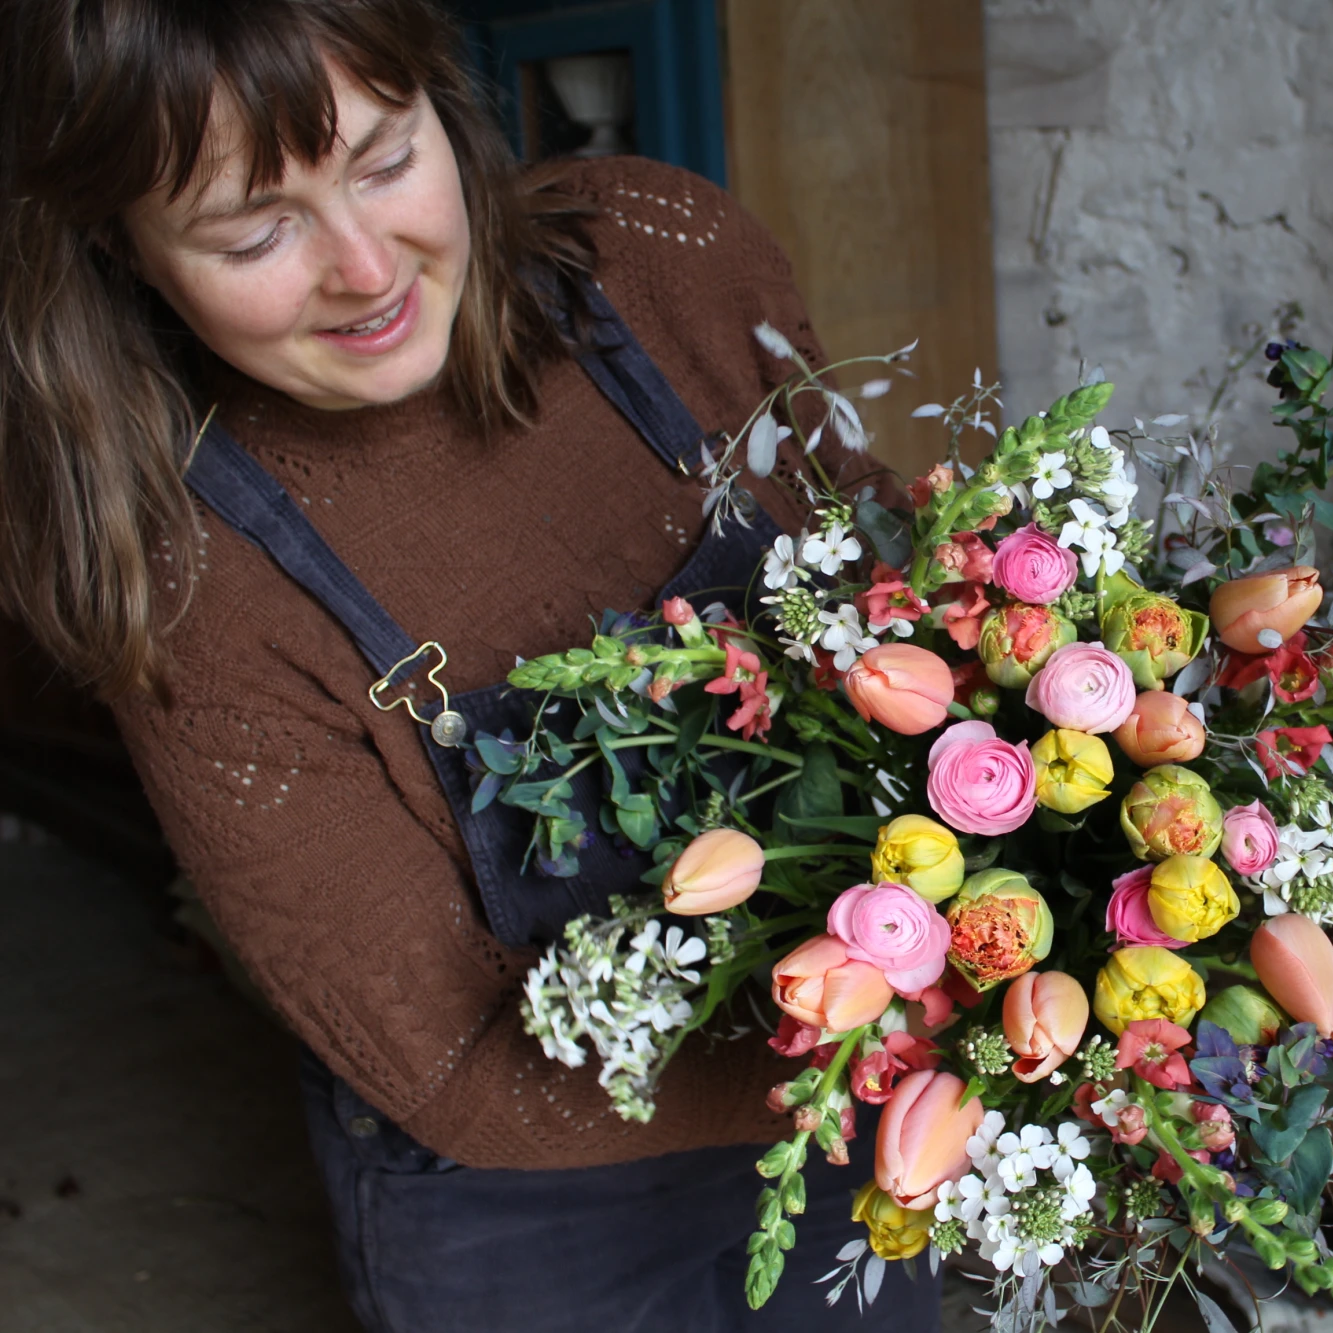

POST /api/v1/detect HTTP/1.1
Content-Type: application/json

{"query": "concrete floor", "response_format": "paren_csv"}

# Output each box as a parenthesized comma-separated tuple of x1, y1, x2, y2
(0, 828, 359, 1333)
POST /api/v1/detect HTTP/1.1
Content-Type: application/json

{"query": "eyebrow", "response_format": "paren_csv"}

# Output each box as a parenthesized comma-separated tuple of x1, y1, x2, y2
(184, 108, 414, 229)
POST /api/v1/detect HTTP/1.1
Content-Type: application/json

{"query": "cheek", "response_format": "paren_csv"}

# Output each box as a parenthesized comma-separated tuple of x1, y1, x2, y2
(173, 265, 311, 350)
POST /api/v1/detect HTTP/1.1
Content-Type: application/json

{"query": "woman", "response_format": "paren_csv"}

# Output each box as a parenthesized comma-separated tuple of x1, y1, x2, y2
(0, 2, 939, 1329)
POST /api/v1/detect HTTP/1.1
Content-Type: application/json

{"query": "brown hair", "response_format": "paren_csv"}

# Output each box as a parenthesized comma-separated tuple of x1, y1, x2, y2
(0, 0, 593, 699)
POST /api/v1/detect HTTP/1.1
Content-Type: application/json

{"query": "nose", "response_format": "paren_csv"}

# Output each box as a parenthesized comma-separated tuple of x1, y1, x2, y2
(317, 208, 396, 299)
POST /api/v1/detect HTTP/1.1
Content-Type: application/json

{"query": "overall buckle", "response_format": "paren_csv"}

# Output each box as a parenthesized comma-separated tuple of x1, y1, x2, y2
(368, 642, 467, 748)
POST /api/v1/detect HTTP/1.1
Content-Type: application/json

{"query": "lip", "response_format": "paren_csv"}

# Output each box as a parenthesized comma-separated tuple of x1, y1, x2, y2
(312, 278, 421, 356)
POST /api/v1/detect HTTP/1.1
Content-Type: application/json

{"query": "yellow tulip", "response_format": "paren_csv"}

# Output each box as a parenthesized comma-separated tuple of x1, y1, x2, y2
(1032, 729, 1114, 814)
(851, 1180, 933, 1261)
(870, 815, 965, 903)
(1147, 855, 1239, 943)
(1094, 946, 1206, 1035)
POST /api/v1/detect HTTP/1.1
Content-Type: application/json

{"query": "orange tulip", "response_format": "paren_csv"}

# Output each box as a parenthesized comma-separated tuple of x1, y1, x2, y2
(843, 644, 954, 735)
(1113, 691, 1206, 767)
(1251, 914, 1333, 1037)
(1002, 970, 1089, 1083)
(771, 934, 894, 1032)
(662, 828, 765, 915)
(1210, 566, 1323, 655)
(875, 1069, 984, 1210)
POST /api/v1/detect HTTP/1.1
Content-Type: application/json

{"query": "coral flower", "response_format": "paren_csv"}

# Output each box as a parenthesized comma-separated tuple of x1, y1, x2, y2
(1112, 691, 1206, 767)
(1216, 631, 1320, 704)
(1210, 565, 1323, 655)
(661, 828, 765, 915)
(930, 580, 991, 650)
(1003, 970, 1089, 1083)
(844, 643, 955, 735)
(874, 1069, 984, 1210)
(1251, 914, 1333, 1037)
(771, 935, 894, 1032)
(945, 868, 1053, 991)
(1255, 725, 1333, 780)
(1114, 1018, 1193, 1090)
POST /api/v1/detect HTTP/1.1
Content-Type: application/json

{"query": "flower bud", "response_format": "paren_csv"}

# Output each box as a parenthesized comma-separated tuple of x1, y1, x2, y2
(1220, 800, 1279, 877)
(1032, 728, 1114, 814)
(1210, 566, 1323, 655)
(1002, 970, 1089, 1083)
(1094, 947, 1206, 1035)
(945, 868, 1054, 992)
(1249, 1226, 1288, 1270)
(875, 1069, 984, 1210)
(1191, 1101, 1235, 1153)
(1113, 691, 1206, 767)
(843, 643, 955, 735)
(1247, 1198, 1290, 1227)
(1147, 855, 1240, 944)
(662, 828, 765, 915)
(850, 1181, 934, 1261)
(869, 815, 965, 904)
(772, 934, 895, 1032)
(978, 602, 1078, 688)
(1197, 985, 1287, 1046)
(970, 686, 1001, 717)
(1101, 582, 1208, 690)
(1251, 914, 1333, 1037)
(1120, 765, 1223, 862)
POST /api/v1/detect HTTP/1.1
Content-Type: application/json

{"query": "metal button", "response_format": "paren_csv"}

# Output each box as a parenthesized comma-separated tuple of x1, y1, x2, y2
(430, 710, 467, 747)
(348, 1115, 379, 1139)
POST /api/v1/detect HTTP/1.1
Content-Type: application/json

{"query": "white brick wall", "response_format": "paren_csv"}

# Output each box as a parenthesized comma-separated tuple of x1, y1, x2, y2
(986, 0, 1333, 466)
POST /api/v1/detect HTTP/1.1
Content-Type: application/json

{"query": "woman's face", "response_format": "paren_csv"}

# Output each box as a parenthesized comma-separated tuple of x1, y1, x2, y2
(123, 66, 470, 411)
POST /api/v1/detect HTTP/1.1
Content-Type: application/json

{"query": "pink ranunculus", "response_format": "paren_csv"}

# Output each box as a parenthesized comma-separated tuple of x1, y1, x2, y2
(1220, 800, 1280, 877)
(991, 524, 1079, 605)
(925, 721, 1037, 836)
(1106, 865, 1189, 949)
(827, 883, 951, 993)
(1025, 641, 1137, 734)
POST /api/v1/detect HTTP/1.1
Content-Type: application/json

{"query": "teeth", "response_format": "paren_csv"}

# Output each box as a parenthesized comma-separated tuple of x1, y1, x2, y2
(335, 297, 404, 335)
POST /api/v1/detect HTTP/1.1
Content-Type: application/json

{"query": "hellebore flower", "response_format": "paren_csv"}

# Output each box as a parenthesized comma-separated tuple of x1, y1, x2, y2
(662, 828, 765, 915)
(978, 602, 1078, 689)
(1120, 765, 1224, 862)
(1220, 801, 1280, 877)
(851, 1181, 934, 1261)
(926, 721, 1037, 836)
(1251, 914, 1333, 1037)
(1210, 566, 1323, 655)
(827, 882, 952, 993)
(869, 815, 965, 904)
(990, 524, 1079, 605)
(1189, 1021, 1261, 1109)
(1147, 854, 1240, 944)
(875, 1069, 984, 1210)
(1101, 577, 1209, 690)
(1032, 728, 1115, 814)
(1094, 946, 1206, 1035)
(1255, 725, 1333, 780)
(1106, 865, 1189, 949)
(1112, 691, 1206, 767)
(843, 643, 954, 735)
(1216, 630, 1320, 704)
(771, 934, 894, 1032)
(945, 868, 1053, 992)
(1114, 1018, 1193, 1090)
(1002, 970, 1089, 1083)
(1025, 642, 1137, 734)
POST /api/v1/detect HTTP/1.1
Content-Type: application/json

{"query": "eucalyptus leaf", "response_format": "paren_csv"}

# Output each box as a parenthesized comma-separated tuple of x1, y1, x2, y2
(863, 1255, 886, 1305)
(1195, 1291, 1240, 1333)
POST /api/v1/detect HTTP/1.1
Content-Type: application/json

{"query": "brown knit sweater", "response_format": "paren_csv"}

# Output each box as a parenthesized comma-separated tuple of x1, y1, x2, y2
(114, 157, 887, 1170)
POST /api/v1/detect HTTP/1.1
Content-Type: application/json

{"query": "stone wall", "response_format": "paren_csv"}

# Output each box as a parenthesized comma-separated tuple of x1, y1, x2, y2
(985, 0, 1333, 465)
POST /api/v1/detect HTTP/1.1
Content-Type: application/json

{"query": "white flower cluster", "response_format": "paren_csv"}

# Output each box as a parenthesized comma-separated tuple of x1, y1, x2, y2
(1255, 810, 1333, 925)
(935, 1112, 1096, 1276)
(1053, 426, 1139, 578)
(521, 916, 706, 1122)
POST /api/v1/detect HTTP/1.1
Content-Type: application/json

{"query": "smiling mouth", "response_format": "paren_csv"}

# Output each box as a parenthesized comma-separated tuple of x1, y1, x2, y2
(328, 295, 407, 336)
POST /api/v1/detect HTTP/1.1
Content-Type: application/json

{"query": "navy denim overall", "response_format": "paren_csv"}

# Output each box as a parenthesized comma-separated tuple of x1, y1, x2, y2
(185, 281, 940, 1332)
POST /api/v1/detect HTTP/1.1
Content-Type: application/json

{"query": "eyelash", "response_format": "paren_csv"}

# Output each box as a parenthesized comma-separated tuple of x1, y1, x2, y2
(223, 144, 420, 266)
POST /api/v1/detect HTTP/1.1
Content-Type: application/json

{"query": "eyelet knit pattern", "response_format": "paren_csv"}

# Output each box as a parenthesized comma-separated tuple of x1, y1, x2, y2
(113, 157, 886, 1169)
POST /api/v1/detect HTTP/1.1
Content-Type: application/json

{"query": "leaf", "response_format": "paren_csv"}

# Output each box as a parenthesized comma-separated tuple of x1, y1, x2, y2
(858, 378, 892, 399)
(772, 742, 843, 838)
(1172, 655, 1212, 696)
(1252, 1083, 1325, 1162)
(470, 770, 504, 814)
(778, 813, 884, 842)
(1152, 413, 1190, 427)
(1181, 560, 1217, 587)
(1195, 1291, 1240, 1333)
(472, 731, 523, 775)
(615, 804, 657, 848)
(747, 412, 780, 478)
(1287, 1125, 1332, 1216)
(1064, 1281, 1112, 1309)
(753, 322, 794, 360)
(856, 499, 913, 567)
(911, 403, 946, 418)
(836, 1239, 868, 1263)
(863, 1255, 886, 1305)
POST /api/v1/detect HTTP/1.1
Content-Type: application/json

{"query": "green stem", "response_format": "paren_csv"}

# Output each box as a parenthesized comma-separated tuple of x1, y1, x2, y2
(763, 844, 874, 861)
(1187, 955, 1259, 982)
(734, 770, 803, 805)
(1141, 1240, 1194, 1333)
(696, 735, 806, 766)
(908, 487, 973, 596)
(815, 1025, 868, 1097)
(1096, 558, 1108, 625)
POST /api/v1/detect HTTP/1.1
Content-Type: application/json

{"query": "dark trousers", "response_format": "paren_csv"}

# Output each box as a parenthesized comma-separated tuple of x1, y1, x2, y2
(299, 1050, 941, 1332)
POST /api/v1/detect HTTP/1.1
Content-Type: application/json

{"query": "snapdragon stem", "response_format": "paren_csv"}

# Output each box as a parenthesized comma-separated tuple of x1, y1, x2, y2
(763, 844, 873, 861)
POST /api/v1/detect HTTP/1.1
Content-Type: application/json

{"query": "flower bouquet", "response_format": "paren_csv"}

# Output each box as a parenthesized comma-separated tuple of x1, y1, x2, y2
(498, 322, 1333, 1327)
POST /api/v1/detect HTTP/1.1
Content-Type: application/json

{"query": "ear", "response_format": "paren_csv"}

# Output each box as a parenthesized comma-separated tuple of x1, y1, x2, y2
(89, 219, 147, 282)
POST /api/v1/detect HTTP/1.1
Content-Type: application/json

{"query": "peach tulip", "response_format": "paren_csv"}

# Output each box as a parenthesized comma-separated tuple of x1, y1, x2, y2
(771, 934, 894, 1032)
(875, 1069, 984, 1210)
(1113, 691, 1206, 767)
(1002, 970, 1089, 1083)
(662, 828, 765, 915)
(1251, 914, 1333, 1037)
(1210, 566, 1323, 655)
(843, 644, 954, 735)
